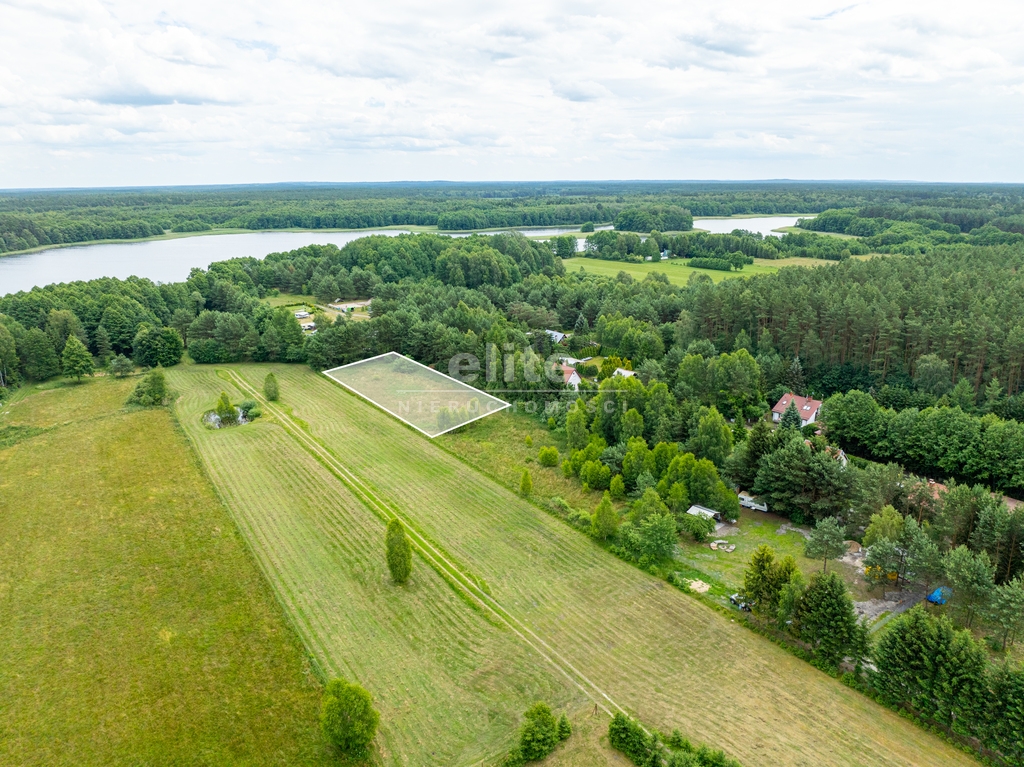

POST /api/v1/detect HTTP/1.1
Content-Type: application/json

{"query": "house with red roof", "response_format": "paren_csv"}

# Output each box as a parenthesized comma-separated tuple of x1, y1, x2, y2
(772, 392, 823, 427)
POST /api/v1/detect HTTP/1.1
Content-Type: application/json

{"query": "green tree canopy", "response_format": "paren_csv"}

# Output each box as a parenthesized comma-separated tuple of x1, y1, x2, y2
(804, 517, 848, 572)
(385, 518, 412, 584)
(61, 334, 93, 382)
(320, 678, 380, 757)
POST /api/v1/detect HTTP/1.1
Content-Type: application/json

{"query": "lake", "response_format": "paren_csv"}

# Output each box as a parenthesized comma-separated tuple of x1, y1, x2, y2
(693, 215, 810, 237)
(0, 219, 801, 296)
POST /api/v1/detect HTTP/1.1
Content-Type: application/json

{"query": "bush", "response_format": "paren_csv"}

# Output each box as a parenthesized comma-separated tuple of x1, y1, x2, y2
(679, 512, 716, 542)
(215, 391, 236, 424)
(238, 399, 258, 416)
(125, 368, 168, 407)
(608, 713, 650, 764)
(320, 678, 379, 757)
(538, 446, 559, 466)
(518, 702, 560, 762)
(525, 435, 533, 447)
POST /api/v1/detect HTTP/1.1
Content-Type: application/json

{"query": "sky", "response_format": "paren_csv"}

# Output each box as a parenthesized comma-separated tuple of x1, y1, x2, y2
(1, 0, 1023, 187)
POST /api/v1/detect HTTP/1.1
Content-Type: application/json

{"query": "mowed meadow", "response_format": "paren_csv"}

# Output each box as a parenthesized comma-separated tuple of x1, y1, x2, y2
(171, 363, 978, 767)
(0, 376, 333, 766)
(168, 365, 580, 766)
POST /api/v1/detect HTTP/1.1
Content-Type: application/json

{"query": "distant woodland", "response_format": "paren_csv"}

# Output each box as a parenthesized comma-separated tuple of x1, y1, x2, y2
(3, 181, 1024, 253)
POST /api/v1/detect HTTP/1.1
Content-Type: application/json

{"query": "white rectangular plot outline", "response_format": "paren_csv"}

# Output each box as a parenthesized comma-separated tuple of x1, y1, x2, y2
(322, 351, 511, 438)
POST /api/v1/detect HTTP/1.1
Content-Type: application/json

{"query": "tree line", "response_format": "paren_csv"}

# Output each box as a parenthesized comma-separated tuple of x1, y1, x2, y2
(4, 181, 1022, 253)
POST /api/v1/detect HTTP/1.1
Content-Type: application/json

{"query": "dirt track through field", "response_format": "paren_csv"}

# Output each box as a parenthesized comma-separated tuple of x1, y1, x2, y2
(223, 368, 627, 721)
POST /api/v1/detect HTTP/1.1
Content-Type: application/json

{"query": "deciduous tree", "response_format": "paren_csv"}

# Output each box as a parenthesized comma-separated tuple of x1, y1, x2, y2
(61, 334, 93, 382)
(320, 678, 379, 758)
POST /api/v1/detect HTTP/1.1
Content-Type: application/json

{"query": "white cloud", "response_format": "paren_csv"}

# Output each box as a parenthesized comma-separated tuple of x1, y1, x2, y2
(0, 0, 1023, 186)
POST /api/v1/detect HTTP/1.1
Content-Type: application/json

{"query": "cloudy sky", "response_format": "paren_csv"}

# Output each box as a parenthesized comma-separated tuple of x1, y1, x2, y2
(1, 0, 1023, 187)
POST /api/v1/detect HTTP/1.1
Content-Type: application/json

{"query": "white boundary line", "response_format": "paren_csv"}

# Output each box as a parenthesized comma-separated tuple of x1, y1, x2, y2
(322, 351, 510, 438)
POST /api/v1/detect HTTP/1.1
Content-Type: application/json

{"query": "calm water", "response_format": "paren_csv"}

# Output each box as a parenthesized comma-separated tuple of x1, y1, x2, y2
(0, 220, 800, 296)
(693, 215, 811, 237)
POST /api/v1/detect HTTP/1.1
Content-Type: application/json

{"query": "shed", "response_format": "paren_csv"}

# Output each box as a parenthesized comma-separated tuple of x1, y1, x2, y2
(686, 504, 722, 523)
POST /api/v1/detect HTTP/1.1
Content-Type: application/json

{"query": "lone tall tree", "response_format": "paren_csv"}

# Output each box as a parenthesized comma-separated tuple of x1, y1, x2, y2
(61, 334, 94, 382)
(804, 517, 848, 572)
(385, 518, 412, 584)
(320, 678, 380, 758)
(263, 372, 280, 401)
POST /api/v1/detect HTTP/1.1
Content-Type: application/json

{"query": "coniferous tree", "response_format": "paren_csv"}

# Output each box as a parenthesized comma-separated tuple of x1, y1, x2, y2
(263, 372, 280, 401)
(93, 325, 112, 366)
(556, 713, 572, 741)
(804, 517, 848, 572)
(385, 518, 412, 584)
(986, 576, 1024, 650)
(943, 546, 995, 628)
(61, 334, 93, 382)
(796, 571, 859, 670)
(779, 399, 802, 430)
(520, 469, 533, 497)
(591, 491, 619, 540)
(108, 353, 134, 377)
(565, 405, 589, 451)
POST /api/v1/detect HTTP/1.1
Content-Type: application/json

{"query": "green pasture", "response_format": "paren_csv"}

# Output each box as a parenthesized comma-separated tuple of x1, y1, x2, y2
(0, 376, 333, 766)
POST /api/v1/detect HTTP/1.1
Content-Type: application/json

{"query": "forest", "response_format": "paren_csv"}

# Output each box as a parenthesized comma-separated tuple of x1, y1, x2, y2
(3, 181, 1024, 253)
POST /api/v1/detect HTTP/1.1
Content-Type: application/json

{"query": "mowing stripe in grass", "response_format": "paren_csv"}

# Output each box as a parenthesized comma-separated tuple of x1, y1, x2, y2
(223, 368, 630, 722)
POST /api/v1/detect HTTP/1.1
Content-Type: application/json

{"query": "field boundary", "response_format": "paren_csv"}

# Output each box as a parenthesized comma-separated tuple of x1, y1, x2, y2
(322, 351, 510, 438)
(224, 368, 632, 723)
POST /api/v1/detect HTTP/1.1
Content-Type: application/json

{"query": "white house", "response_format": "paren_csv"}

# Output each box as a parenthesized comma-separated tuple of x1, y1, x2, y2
(561, 366, 582, 391)
(613, 367, 636, 378)
(771, 392, 823, 427)
(558, 355, 584, 367)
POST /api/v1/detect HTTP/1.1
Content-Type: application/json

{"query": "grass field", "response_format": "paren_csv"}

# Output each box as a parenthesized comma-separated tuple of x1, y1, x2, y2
(561, 256, 842, 286)
(324, 352, 509, 436)
(0, 376, 335, 766)
(177, 363, 978, 767)
(167, 365, 580, 765)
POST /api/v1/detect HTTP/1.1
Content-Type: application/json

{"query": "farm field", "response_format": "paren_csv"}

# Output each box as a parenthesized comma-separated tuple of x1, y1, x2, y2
(0, 376, 333, 766)
(167, 365, 582, 766)
(561, 256, 837, 285)
(207, 362, 978, 767)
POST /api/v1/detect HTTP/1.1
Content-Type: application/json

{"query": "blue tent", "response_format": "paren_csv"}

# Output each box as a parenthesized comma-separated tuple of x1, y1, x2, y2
(927, 587, 952, 605)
